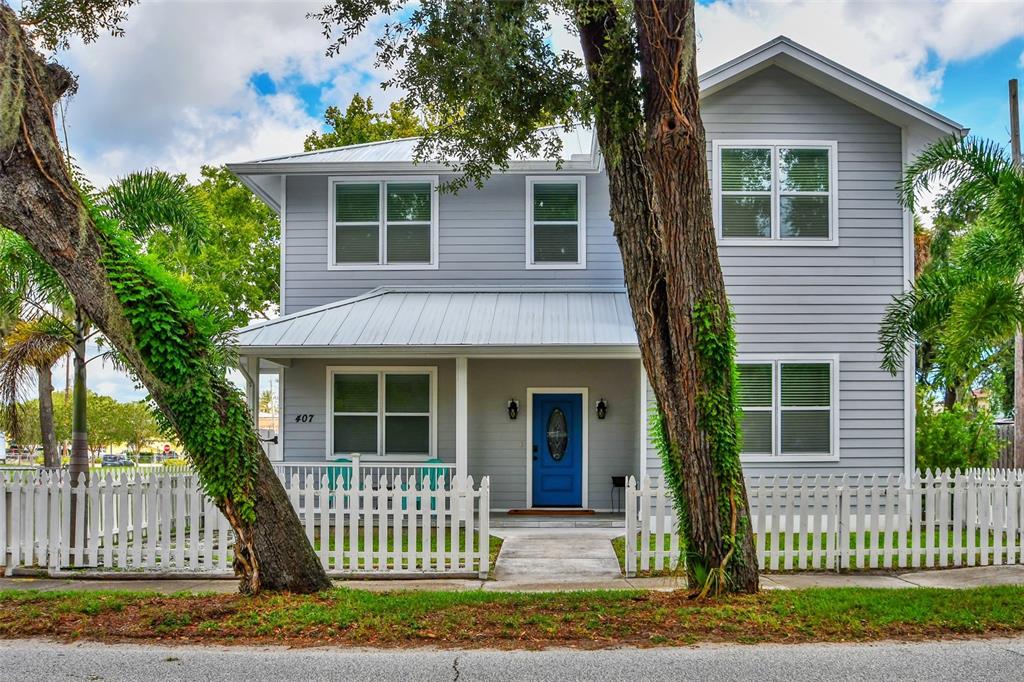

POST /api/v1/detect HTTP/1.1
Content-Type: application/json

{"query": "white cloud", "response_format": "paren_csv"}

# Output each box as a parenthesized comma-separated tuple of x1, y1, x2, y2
(50, 342, 146, 403)
(59, 0, 393, 183)
(552, 1, 1023, 108)
(60, 1, 1024, 186)
(691, 0, 1024, 106)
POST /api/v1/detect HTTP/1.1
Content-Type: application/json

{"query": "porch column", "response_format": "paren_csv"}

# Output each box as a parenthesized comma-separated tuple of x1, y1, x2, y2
(638, 364, 648, 484)
(455, 356, 468, 482)
(244, 355, 260, 428)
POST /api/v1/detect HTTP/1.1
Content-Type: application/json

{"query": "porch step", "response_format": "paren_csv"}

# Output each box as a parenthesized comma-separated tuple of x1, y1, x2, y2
(506, 508, 596, 516)
(491, 513, 625, 529)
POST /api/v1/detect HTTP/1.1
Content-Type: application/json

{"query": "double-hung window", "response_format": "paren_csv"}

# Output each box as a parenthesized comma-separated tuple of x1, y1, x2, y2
(526, 176, 586, 268)
(329, 367, 436, 459)
(330, 177, 438, 269)
(714, 141, 837, 244)
(737, 358, 837, 460)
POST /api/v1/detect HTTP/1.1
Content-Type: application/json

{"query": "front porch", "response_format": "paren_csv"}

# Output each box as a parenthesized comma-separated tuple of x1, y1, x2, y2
(253, 355, 647, 514)
(234, 287, 648, 515)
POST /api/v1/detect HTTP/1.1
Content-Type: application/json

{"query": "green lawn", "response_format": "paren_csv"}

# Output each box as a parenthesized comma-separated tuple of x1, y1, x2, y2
(311, 530, 503, 576)
(2, 585, 1023, 647)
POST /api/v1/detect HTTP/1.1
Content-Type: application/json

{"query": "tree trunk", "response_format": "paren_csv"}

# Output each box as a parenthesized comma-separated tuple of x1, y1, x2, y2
(0, 7, 330, 594)
(69, 307, 89, 485)
(37, 364, 59, 468)
(943, 384, 958, 411)
(576, 0, 758, 594)
(1009, 80, 1023, 469)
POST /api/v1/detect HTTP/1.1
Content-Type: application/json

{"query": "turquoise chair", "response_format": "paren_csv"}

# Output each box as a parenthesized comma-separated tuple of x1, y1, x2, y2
(403, 458, 446, 510)
(326, 459, 353, 491)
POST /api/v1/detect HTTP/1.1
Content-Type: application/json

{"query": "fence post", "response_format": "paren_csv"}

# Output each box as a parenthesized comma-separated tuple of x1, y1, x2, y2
(478, 477, 490, 580)
(625, 476, 636, 577)
(836, 482, 848, 572)
(351, 454, 361, 490)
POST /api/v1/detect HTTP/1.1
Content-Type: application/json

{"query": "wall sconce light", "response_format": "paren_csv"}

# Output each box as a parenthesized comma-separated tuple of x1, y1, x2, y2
(507, 399, 519, 420)
(595, 398, 608, 420)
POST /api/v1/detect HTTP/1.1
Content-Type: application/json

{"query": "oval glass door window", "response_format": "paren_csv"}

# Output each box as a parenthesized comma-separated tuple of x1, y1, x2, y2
(546, 408, 568, 461)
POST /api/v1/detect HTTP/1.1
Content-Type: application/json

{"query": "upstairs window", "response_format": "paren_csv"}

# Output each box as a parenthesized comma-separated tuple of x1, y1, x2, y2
(737, 358, 836, 460)
(526, 176, 586, 269)
(714, 142, 837, 244)
(330, 177, 438, 269)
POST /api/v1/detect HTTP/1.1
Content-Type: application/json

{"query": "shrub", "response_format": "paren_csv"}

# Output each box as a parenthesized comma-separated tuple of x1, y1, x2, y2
(916, 395, 1000, 471)
(162, 458, 189, 467)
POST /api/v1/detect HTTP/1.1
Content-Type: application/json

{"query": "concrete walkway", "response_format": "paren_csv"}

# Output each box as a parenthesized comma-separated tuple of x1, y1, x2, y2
(488, 527, 629, 590)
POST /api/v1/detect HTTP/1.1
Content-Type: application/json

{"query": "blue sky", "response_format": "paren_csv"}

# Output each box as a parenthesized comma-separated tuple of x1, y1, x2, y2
(34, 0, 1024, 400)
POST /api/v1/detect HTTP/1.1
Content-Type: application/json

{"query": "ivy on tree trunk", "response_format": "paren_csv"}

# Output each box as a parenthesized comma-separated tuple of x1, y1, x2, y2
(578, 0, 758, 593)
(0, 6, 330, 595)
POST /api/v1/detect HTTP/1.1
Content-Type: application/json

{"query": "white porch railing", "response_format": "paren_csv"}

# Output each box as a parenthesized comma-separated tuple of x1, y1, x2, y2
(624, 468, 1024, 576)
(1, 468, 489, 579)
(272, 455, 457, 492)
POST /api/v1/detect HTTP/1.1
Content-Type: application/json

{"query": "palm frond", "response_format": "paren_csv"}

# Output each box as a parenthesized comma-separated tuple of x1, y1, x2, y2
(938, 276, 1024, 376)
(900, 136, 1010, 212)
(878, 265, 967, 375)
(0, 229, 72, 318)
(952, 219, 1024, 280)
(101, 170, 211, 252)
(0, 317, 75, 440)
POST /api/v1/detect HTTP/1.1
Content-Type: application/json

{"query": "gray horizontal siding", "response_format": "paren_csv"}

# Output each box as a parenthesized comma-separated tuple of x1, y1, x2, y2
(645, 66, 908, 479)
(279, 64, 910, 481)
(467, 359, 640, 510)
(280, 357, 642, 510)
(283, 172, 623, 312)
(281, 358, 456, 464)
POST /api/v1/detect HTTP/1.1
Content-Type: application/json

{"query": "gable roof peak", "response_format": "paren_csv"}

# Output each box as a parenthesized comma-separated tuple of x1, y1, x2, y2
(699, 35, 968, 137)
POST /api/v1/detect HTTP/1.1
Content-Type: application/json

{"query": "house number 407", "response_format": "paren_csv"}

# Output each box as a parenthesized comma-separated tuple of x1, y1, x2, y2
(294, 414, 314, 423)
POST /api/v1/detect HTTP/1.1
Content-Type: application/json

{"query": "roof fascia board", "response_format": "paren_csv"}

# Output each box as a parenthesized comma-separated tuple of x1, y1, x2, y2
(236, 344, 641, 358)
(698, 38, 968, 137)
(227, 158, 601, 176)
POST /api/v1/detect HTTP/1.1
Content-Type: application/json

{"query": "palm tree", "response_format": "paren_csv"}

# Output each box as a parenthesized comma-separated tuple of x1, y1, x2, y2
(0, 318, 73, 467)
(879, 137, 1024, 419)
(0, 170, 209, 477)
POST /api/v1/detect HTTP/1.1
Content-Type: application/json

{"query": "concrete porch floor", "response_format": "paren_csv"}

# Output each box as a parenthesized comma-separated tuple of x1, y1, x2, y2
(490, 512, 625, 528)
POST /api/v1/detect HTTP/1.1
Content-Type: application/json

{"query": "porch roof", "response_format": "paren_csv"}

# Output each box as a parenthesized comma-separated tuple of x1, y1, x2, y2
(235, 287, 639, 355)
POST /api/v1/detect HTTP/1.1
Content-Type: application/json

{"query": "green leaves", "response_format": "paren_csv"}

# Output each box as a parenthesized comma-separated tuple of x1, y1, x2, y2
(101, 169, 210, 251)
(305, 94, 426, 151)
(16, 0, 138, 52)
(882, 134, 1024, 407)
(143, 165, 280, 330)
(312, 0, 588, 190)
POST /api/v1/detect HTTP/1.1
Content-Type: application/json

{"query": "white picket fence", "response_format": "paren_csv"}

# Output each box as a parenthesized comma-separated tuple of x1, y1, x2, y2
(624, 469, 1024, 576)
(1, 470, 491, 579)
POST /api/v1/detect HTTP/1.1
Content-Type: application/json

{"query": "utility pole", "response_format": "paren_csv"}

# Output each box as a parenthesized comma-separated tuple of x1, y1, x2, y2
(1010, 79, 1022, 468)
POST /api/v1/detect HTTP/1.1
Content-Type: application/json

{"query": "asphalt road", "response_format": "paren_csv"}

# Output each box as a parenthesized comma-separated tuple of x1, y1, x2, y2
(2, 638, 1024, 681)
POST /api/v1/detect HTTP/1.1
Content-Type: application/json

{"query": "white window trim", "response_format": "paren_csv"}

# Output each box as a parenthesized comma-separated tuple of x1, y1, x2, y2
(737, 354, 839, 463)
(712, 140, 839, 246)
(325, 365, 438, 461)
(327, 176, 440, 271)
(525, 175, 587, 270)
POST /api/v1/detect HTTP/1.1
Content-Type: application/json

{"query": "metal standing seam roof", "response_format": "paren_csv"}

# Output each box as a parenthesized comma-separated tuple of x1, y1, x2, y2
(236, 125, 596, 167)
(234, 288, 639, 349)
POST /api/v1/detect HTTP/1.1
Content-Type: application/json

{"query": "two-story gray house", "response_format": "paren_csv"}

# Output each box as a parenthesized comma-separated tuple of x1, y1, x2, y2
(228, 37, 967, 512)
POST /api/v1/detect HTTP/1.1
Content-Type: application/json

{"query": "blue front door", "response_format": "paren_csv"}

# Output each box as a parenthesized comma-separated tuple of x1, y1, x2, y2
(532, 393, 583, 507)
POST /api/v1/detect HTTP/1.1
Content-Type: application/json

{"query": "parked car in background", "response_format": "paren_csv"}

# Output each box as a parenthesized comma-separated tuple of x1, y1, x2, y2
(101, 453, 135, 467)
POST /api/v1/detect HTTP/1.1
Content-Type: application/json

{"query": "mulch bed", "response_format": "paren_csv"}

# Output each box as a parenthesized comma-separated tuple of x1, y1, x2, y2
(2, 586, 1023, 649)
